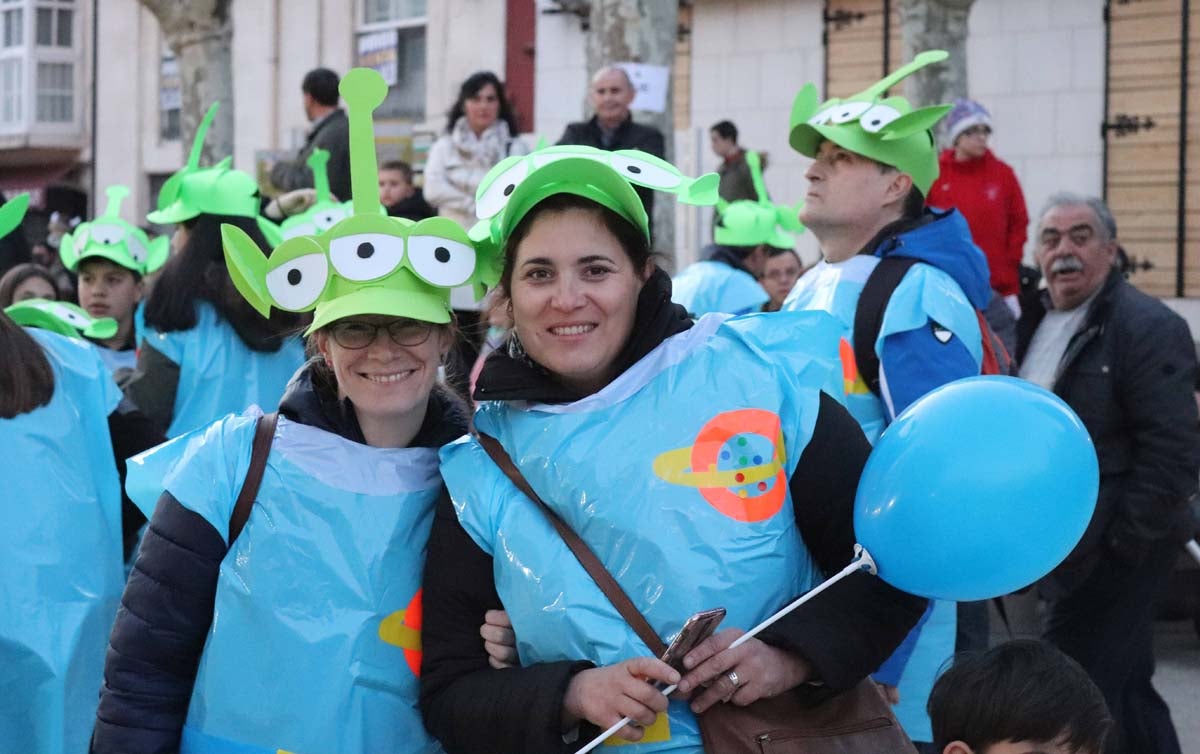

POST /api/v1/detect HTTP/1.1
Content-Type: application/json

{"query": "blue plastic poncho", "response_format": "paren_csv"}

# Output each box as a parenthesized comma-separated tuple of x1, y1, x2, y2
(782, 251, 980, 741)
(125, 412, 445, 754)
(782, 255, 981, 443)
(671, 260, 768, 316)
(0, 328, 124, 753)
(441, 312, 841, 753)
(138, 301, 306, 437)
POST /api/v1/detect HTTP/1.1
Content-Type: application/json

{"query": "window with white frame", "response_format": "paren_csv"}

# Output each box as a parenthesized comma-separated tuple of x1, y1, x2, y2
(34, 0, 71, 47)
(35, 59, 70, 121)
(356, 0, 425, 119)
(159, 49, 180, 140)
(2, 0, 23, 48)
(0, 57, 21, 124)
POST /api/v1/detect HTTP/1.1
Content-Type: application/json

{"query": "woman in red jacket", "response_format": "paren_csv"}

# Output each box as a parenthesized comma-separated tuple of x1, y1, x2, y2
(926, 99, 1028, 316)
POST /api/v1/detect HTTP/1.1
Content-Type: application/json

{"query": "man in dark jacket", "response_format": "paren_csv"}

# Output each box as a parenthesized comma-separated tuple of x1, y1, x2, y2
(556, 66, 665, 223)
(269, 68, 351, 202)
(1017, 192, 1200, 754)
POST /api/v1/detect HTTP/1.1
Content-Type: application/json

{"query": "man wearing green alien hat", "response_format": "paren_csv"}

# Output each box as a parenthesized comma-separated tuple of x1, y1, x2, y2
(782, 51, 995, 749)
(671, 150, 802, 316)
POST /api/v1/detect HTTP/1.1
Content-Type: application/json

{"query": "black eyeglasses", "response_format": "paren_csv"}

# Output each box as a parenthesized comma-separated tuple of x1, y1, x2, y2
(329, 319, 434, 350)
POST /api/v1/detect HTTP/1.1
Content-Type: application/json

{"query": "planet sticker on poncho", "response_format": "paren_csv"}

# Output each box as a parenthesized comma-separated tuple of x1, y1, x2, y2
(379, 588, 423, 676)
(653, 409, 787, 522)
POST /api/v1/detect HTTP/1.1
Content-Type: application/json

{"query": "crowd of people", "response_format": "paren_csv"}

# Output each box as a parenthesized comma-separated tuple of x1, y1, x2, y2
(0, 48, 1196, 754)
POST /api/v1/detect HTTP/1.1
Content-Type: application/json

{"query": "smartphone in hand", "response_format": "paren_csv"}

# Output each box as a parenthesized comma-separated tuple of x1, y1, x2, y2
(659, 607, 726, 674)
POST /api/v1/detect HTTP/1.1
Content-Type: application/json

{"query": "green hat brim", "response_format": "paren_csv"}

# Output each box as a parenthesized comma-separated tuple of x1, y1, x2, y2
(498, 157, 649, 242)
(305, 285, 451, 335)
(789, 122, 939, 196)
(146, 201, 199, 225)
(75, 248, 144, 275)
(4, 300, 118, 340)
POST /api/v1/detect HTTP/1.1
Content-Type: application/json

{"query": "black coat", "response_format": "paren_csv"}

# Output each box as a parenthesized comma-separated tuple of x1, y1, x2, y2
(556, 115, 666, 229)
(269, 109, 352, 203)
(1017, 269, 1200, 596)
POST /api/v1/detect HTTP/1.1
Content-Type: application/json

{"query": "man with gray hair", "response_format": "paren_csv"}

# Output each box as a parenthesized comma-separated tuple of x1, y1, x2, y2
(557, 65, 665, 224)
(1016, 192, 1199, 754)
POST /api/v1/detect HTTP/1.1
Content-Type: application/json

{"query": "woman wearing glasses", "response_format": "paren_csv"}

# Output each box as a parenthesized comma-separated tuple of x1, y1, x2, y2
(92, 68, 487, 754)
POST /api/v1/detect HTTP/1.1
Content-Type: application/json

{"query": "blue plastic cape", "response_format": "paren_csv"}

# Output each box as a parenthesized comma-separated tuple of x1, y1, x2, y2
(671, 260, 768, 316)
(782, 256, 981, 442)
(783, 255, 979, 740)
(125, 412, 444, 754)
(138, 301, 306, 437)
(441, 312, 841, 752)
(0, 328, 124, 753)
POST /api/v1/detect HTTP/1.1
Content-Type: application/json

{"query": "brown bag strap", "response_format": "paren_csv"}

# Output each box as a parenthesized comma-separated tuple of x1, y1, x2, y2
(228, 411, 279, 547)
(477, 433, 668, 657)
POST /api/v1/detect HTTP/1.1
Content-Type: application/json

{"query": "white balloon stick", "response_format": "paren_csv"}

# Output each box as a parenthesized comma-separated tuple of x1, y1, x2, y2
(574, 547, 878, 754)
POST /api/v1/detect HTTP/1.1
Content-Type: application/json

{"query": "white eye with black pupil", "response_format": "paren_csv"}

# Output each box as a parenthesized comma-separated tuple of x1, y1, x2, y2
(265, 253, 329, 310)
(829, 101, 872, 124)
(313, 207, 347, 231)
(610, 154, 681, 189)
(475, 159, 530, 219)
(859, 104, 902, 133)
(47, 303, 89, 326)
(807, 106, 839, 126)
(408, 235, 476, 287)
(329, 233, 406, 281)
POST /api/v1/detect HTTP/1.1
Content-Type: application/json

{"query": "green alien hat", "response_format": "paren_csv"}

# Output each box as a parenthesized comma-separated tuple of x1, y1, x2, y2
(0, 192, 29, 239)
(221, 68, 501, 335)
(60, 186, 169, 276)
(275, 148, 356, 242)
(788, 50, 953, 196)
(470, 144, 720, 248)
(714, 151, 803, 250)
(147, 102, 261, 224)
(4, 298, 118, 340)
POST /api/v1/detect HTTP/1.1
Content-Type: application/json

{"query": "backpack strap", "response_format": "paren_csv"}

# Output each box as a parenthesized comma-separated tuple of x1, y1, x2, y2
(852, 256, 920, 397)
(228, 411, 278, 547)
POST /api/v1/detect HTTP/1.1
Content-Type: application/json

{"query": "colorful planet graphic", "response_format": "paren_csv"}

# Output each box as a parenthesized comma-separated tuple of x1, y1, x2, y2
(652, 409, 788, 522)
(379, 588, 423, 676)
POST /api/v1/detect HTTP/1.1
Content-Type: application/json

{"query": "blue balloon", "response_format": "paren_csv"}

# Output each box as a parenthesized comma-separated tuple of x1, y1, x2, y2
(854, 376, 1099, 601)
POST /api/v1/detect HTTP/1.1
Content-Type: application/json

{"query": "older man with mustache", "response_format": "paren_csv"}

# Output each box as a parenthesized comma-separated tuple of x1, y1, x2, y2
(1016, 192, 1200, 754)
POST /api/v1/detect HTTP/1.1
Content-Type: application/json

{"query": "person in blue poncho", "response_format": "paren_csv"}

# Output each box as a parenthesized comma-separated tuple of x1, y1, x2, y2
(780, 52, 993, 750)
(671, 150, 802, 316)
(420, 144, 926, 753)
(123, 103, 308, 438)
(92, 69, 498, 754)
(0, 194, 164, 752)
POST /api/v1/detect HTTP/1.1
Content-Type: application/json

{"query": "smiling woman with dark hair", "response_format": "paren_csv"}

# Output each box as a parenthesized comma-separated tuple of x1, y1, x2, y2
(420, 147, 926, 754)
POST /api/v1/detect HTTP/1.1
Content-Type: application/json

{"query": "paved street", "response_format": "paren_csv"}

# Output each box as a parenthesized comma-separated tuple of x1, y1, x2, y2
(1157, 619, 1199, 754)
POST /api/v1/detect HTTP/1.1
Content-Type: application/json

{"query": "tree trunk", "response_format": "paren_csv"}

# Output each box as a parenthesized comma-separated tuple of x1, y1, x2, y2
(587, 0, 680, 262)
(898, 0, 975, 107)
(137, 0, 235, 164)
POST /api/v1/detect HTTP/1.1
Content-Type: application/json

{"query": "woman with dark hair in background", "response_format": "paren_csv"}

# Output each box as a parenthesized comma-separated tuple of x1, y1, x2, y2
(423, 71, 529, 397)
(124, 105, 307, 438)
(0, 262, 59, 306)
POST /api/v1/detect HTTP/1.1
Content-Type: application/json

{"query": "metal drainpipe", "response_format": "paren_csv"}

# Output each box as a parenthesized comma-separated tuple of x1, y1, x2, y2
(89, 0, 99, 215)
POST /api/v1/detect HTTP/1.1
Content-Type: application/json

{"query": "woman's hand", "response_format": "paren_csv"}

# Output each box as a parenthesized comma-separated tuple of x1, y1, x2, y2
(675, 628, 813, 714)
(480, 610, 518, 669)
(562, 657, 680, 742)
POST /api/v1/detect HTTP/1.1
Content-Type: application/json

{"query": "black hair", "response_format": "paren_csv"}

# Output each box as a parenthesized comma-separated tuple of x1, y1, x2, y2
(380, 160, 415, 183)
(143, 213, 308, 352)
(710, 120, 738, 142)
(302, 68, 340, 107)
(928, 640, 1111, 753)
(77, 255, 143, 283)
(444, 71, 519, 135)
(767, 246, 801, 262)
(0, 263, 59, 307)
(499, 193, 652, 296)
(876, 162, 927, 220)
(0, 309, 54, 418)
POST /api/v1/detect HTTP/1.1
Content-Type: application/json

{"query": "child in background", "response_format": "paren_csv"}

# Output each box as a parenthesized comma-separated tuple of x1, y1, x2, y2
(379, 160, 436, 221)
(928, 640, 1111, 754)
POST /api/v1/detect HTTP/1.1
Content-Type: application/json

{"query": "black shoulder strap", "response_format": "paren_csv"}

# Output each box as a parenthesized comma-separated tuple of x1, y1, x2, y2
(853, 256, 921, 397)
(228, 411, 278, 548)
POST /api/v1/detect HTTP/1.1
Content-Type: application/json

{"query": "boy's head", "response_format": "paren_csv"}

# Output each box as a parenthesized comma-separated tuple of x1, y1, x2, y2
(379, 160, 416, 207)
(76, 256, 143, 329)
(929, 640, 1110, 754)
